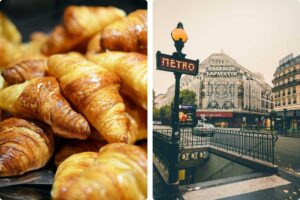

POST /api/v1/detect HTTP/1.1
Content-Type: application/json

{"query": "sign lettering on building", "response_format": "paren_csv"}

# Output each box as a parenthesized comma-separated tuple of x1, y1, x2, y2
(206, 66, 239, 77)
(156, 51, 199, 75)
(279, 53, 293, 66)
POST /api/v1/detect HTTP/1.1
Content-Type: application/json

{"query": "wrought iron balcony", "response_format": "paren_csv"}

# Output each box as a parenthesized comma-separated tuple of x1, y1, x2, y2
(272, 80, 300, 92)
(272, 69, 300, 83)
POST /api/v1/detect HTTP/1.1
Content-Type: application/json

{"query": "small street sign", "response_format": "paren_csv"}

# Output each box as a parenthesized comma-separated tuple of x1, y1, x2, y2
(156, 51, 199, 76)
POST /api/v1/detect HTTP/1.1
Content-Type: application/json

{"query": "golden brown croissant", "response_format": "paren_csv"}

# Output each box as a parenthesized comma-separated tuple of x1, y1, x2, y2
(100, 9, 147, 54)
(87, 52, 147, 110)
(0, 37, 44, 68)
(51, 143, 147, 200)
(30, 32, 48, 44)
(124, 96, 147, 142)
(0, 77, 90, 139)
(55, 139, 106, 167)
(0, 37, 22, 67)
(1, 57, 47, 84)
(0, 71, 5, 89)
(52, 151, 98, 199)
(0, 12, 21, 44)
(48, 54, 144, 144)
(42, 6, 125, 55)
(0, 118, 53, 176)
(86, 32, 102, 54)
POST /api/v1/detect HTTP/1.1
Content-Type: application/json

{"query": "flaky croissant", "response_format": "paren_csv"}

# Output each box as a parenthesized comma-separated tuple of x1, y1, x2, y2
(42, 6, 125, 55)
(86, 32, 102, 54)
(0, 37, 22, 67)
(100, 9, 147, 54)
(1, 56, 47, 84)
(0, 77, 90, 139)
(0, 12, 21, 44)
(87, 52, 147, 110)
(0, 118, 53, 176)
(51, 143, 147, 200)
(55, 139, 106, 167)
(124, 97, 147, 142)
(48, 54, 145, 144)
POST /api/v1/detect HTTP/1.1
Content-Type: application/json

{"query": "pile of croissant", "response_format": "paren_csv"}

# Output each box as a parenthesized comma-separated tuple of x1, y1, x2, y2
(0, 6, 147, 200)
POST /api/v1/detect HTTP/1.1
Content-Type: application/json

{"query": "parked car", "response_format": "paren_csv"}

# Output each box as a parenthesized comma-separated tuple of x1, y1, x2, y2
(153, 121, 162, 125)
(192, 123, 215, 137)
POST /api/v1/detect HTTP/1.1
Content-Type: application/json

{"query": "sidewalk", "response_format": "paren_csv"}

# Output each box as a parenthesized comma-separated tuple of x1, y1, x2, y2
(182, 170, 300, 200)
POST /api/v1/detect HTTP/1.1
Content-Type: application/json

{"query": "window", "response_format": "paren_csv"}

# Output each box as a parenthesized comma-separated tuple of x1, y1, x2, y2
(293, 98, 297, 104)
(288, 98, 291, 105)
(293, 87, 296, 93)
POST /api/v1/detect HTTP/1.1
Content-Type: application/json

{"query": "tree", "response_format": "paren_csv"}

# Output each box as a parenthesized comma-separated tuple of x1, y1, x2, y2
(172, 89, 196, 106)
(153, 107, 160, 120)
(153, 90, 156, 108)
(159, 105, 172, 124)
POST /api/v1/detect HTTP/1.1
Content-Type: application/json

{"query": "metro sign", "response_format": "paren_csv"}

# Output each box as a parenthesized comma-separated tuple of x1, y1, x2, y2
(156, 51, 199, 76)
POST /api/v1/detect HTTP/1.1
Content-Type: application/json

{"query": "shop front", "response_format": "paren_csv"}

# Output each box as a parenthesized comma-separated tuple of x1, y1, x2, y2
(196, 111, 266, 128)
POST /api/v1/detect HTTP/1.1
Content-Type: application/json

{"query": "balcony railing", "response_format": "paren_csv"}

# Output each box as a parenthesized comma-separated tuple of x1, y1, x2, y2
(272, 80, 300, 92)
(273, 69, 300, 83)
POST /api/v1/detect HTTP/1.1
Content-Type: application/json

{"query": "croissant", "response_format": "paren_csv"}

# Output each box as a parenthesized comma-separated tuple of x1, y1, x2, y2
(87, 52, 147, 110)
(48, 54, 143, 144)
(1, 57, 47, 84)
(0, 71, 5, 89)
(0, 118, 53, 176)
(124, 97, 147, 142)
(86, 33, 102, 54)
(30, 32, 48, 44)
(55, 139, 106, 167)
(0, 37, 22, 67)
(100, 9, 147, 54)
(51, 143, 147, 200)
(0, 77, 90, 139)
(42, 6, 125, 55)
(0, 12, 21, 44)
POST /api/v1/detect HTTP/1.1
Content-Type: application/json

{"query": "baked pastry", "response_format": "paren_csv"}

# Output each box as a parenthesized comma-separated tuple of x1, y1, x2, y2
(42, 6, 125, 55)
(54, 139, 106, 167)
(0, 118, 53, 176)
(100, 9, 147, 54)
(86, 32, 102, 54)
(87, 52, 147, 110)
(48, 54, 143, 144)
(0, 12, 21, 44)
(124, 97, 147, 142)
(0, 37, 22, 67)
(51, 143, 147, 200)
(2, 56, 47, 84)
(0, 77, 90, 139)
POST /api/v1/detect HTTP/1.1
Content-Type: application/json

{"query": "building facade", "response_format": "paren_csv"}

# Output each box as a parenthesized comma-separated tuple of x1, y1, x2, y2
(155, 52, 274, 128)
(272, 54, 300, 132)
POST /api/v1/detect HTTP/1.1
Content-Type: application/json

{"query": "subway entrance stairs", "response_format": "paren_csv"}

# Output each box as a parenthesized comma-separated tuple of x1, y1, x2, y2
(153, 128, 279, 199)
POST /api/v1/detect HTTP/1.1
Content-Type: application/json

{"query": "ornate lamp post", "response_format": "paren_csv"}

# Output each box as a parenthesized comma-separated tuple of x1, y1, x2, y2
(171, 22, 188, 142)
(156, 22, 199, 186)
(169, 23, 188, 183)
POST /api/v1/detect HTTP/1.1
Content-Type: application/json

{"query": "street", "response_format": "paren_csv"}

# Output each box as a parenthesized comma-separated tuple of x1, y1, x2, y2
(275, 136, 300, 173)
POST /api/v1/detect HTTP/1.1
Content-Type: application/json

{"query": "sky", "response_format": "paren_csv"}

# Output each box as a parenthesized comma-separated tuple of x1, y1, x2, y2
(153, 0, 300, 95)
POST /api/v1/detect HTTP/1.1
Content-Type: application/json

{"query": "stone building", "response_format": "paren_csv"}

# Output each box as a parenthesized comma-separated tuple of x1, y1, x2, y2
(272, 54, 300, 132)
(155, 52, 273, 128)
